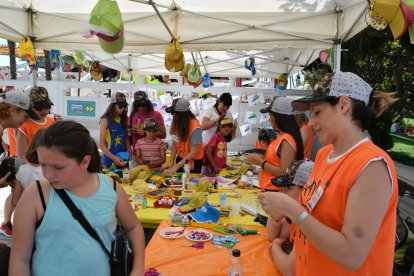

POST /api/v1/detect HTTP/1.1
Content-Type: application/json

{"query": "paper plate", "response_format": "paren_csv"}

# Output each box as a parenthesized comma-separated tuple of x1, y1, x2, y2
(160, 227, 186, 239)
(185, 229, 213, 242)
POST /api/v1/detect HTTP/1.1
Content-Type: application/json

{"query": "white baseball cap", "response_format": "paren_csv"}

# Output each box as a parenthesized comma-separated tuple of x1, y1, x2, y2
(1, 90, 39, 120)
(260, 96, 299, 115)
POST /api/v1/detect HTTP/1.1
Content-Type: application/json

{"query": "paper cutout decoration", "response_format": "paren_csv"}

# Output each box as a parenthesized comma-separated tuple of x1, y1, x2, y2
(247, 93, 265, 107)
(245, 112, 257, 124)
(239, 124, 252, 136)
(260, 113, 270, 124)
(17, 37, 36, 65)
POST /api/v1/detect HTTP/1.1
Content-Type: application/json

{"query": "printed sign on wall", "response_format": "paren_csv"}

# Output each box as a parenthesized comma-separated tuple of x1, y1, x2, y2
(67, 100, 96, 117)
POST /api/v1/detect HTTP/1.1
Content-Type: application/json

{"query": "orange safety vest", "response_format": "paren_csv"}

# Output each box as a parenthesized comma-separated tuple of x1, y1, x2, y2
(294, 140, 398, 275)
(301, 124, 314, 160)
(259, 133, 296, 191)
(176, 119, 204, 170)
(7, 128, 17, 156)
(255, 140, 269, 150)
(19, 117, 55, 145)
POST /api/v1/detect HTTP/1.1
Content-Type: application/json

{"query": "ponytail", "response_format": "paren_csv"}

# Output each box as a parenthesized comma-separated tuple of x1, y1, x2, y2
(371, 91, 398, 117)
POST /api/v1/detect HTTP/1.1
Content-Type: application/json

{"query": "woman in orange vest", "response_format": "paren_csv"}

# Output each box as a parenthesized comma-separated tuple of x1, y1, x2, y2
(294, 113, 314, 160)
(255, 128, 272, 150)
(163, 98, 204, 174)
(259, 72, 398, 275)
(246, 96, 304, 191)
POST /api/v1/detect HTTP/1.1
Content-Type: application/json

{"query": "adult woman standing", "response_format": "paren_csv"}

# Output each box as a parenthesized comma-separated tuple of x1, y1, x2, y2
(259, 72, 398, 275)
(163, 98, 203, 174)
(294, 113, 314, 160)
(201, 93, 235, 145)
(99, 92, 130, 168)
(246, 97, 304, 191)
(130, 91, 166, 167)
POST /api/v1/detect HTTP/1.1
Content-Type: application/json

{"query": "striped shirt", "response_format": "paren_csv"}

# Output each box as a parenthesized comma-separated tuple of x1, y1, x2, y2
(135, 138, 166, 169)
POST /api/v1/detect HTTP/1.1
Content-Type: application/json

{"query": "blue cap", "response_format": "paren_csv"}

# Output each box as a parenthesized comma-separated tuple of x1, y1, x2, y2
(189, 203, 220, 223)
(244, 56, 256, 76)
(202, 73, 210, 88)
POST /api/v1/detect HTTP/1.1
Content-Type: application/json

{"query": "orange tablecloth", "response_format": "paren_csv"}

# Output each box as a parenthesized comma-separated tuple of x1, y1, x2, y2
(145, 220, 281, 276)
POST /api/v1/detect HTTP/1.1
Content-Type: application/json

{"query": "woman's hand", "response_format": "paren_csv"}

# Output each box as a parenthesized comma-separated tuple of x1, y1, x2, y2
(163, 165, 179, 176)
(0, 172, 12, 188)
(161, 162, 173, 171)
(259, 192, 297, 221)
(246, 153, 264, 166)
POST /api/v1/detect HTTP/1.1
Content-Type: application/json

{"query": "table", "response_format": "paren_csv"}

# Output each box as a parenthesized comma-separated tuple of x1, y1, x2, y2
(145, 220, 281, 276)
(122, 185, 263, 229)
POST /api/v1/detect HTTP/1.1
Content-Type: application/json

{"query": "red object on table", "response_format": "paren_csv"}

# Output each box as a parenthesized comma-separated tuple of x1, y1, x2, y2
(145, 220, 281, 275)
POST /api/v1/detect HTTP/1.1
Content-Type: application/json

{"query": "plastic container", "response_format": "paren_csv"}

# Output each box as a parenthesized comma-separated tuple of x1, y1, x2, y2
(154, 196, 179, 208)
(228, 249, 243, 276)
(142, 196, 148, 209)
(219, 193, 228, 209)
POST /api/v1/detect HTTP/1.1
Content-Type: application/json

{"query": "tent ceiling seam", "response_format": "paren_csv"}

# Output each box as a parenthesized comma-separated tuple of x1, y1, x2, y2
(0, 21, 25, 38)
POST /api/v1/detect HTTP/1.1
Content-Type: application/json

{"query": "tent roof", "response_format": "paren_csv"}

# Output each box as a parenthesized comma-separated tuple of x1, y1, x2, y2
(0, 0, 369, 77)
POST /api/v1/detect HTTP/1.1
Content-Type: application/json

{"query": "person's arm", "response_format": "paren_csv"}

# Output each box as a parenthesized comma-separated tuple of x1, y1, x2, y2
(270, 241, 296, 276)
(247, 139, 295, 177)
(125, 128, 131, 158)
(114, 182, 145, 275)
(162, 140, 177, 171)
(9, 183, 41, 276)
(300, 128, 308, 148)
(201, 116, 219, 131)
(11, 180, 23, 207)
(99, 118, 125, 167)
(135, 146, 145, 165)
(16, 130, 29, 164)
(206, 146, 219, 172)
(260, 160, 393, 271)
(163, 143, 199, 175)
(157, 124, 167, 139)
(266, 218, 284, 241)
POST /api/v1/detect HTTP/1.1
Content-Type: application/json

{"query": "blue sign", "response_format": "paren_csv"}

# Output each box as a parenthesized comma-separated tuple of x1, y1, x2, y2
(67, 100, 95, 117)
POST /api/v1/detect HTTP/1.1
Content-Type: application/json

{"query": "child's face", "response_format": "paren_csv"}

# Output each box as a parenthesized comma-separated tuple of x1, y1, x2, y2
(37, 146, 90, 189)
(220, 125, 232, 136)
(145, 130, 157, 139)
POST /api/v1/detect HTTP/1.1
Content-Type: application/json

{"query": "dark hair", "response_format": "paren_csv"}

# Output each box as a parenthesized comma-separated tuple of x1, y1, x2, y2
(326, 92, 397, 130)
(36, 121, 100, 172)
(26, 128, 47, 164)
(101, 102, 128, 130)
(258, 128, 271, 144)
(171, 111, 196, 142)
(130, 99, 154, 124)
(270, 112, 304, 160)
(214, 93, 232, 108)
(215, 122, 233, 142)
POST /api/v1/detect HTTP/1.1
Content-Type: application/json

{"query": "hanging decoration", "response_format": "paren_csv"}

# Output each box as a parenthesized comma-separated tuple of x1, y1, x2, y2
(17, 37, 36, 65)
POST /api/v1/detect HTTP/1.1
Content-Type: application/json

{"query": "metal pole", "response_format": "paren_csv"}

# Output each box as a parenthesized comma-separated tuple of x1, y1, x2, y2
(198, 52, 208, 74)
(27, 7, 37, 87)
(149, 0, 175, 39)
(128, 54, 132, 97)
(333, 40, 341, 72)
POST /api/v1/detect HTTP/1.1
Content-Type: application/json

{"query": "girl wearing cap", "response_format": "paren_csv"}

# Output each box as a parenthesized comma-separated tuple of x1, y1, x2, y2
(246, 96, 304, 191)
(130, 91, 166, 167)
(294, 113, 314, 160)
(163, 98, 204, 174)
(135, 118, 166, 170)
(259, 72, 398, 275)
(99, 92, 131, 167)
(202, 118, 233, 175)
(201, 93, 236, 145)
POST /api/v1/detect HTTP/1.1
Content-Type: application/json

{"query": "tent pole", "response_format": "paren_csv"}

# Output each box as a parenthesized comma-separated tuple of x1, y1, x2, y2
(198, 52, 208, 74)
(149, 0, 174, 39)
(128, 54, 132, 97)
(27, 7, 37, 87)
(333, 39, 341, 72)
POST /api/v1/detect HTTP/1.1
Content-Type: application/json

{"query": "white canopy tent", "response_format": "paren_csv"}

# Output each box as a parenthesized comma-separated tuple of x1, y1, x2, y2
(0, 0, 369, 77)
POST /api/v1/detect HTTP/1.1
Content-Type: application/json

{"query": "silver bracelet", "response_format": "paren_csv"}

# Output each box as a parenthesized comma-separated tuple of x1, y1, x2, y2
(295, 211, 309, 226)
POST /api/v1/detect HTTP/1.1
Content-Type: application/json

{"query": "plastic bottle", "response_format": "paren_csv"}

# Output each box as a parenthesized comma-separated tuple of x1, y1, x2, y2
(228, 249, 243, 276)
(142, 196, 148, 209)
(220, 193, 228, 209)
(182, 162, 190, 190)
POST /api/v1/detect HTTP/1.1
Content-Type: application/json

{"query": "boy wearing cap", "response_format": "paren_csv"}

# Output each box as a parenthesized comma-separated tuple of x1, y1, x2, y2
(135, 118, 166, 170)
(266, 160, 314, 276)
(259, 72, 398, 275)
(16, 87, 57, 164)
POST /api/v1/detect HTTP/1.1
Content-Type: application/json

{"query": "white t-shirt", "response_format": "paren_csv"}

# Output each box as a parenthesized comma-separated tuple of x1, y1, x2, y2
(201, 106, 233, 145)
(16, 164, 44, 189)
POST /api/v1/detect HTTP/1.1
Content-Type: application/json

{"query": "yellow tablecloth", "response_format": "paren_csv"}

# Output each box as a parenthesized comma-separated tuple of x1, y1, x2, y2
(122, 185, 263, 229)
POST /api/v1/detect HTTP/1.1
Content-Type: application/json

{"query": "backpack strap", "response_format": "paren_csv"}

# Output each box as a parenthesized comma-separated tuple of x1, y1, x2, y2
(54, 187, 111, 258)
